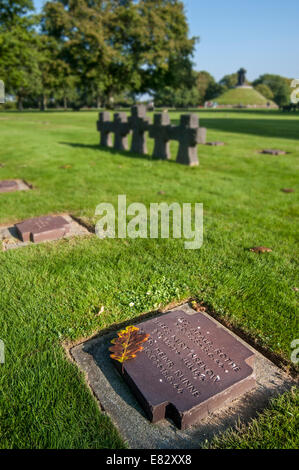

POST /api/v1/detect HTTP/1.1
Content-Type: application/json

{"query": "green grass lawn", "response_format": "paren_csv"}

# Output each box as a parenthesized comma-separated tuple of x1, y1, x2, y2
(0, 109, 298, 449)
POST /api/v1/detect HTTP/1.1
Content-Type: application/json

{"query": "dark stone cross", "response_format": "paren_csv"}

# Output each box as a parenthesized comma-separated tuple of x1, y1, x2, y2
(97, 112, 113, 147)
(113, 113, 131, 151)
(128, 105, 150, 155)
(170, 114, 205, 166)
(149, 113, 172, 160)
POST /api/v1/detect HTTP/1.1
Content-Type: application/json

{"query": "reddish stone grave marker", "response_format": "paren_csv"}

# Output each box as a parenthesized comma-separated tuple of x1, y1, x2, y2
(261, 149, 286, 155)
(0, 180, 19, 193)
(15, 215, 70, 243)
(112, 309, 256, 430)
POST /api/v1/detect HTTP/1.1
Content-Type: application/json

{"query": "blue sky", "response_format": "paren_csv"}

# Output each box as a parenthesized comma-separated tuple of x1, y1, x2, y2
(34, 0, 299, 82)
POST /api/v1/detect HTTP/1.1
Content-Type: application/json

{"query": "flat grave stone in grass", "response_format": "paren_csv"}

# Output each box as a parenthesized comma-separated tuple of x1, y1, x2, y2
(15, 215, 71, 243)
(0, 214, 90, 250)
(0, 179, 31, 193)
(261, 149, 286, 155)
(71, 303, 295, 449)
(0, 179, 31, 194)
(0, 180, 18, 193)
(112, 309, 256, 430)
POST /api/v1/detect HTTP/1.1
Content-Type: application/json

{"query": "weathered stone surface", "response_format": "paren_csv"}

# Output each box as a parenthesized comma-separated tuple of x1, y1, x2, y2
(0, 180, 18, 193)
(97, 112, 113, 147)
(112, 309, 256, 430)
(261, 149, 286, 155)
(113, 113, 130, 151)
(170, 115, 204, 166)
(149, 113, 172, 160)
(198, 127, 207, 145)
(15, 215, 70, 243)
(128, 105, 150, 155)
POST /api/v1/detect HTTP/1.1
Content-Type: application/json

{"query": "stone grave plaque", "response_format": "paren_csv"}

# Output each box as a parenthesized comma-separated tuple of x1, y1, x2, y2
(112, 309, 255, 430)
(15, 215, 70, 243)
(261, 149, 286, 155)
(0, 180, 18, 193)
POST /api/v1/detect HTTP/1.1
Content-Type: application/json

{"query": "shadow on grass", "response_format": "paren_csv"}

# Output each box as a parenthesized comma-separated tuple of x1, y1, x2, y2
(59, 142, 178, 164)
(198, 118, 299, 141)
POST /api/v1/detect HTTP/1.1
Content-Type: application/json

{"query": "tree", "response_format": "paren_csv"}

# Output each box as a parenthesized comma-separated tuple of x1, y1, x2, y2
(196, 71, 215, 104)
(205, 82, 225, 102)
(0, 0, 34, 28)
(154, 83, 201, 108)
(194, 71, 225, 103)
(41, 0, 196, 106)
(253, 74, 291, 107)
(219, 73, 238, 89)
(0, 0, 43, 109)
(254, 83, 274, 101)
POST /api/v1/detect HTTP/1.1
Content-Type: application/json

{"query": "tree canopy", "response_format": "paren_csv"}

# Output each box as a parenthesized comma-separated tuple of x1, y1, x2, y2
(253, 74, 291, 107)
(0, 2, 294, 110)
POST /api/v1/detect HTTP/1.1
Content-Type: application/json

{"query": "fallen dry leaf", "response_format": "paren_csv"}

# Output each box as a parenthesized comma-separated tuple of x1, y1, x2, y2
(191, 300, 206, 312)
(109, 326, 149, 371)
(249, 246, 273, 253)
(60, 164, 72, 169)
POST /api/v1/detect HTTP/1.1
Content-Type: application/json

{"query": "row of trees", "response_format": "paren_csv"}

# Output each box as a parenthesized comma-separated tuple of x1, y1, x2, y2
(0, 0, 197, 109)
(0, 1, 294, 109)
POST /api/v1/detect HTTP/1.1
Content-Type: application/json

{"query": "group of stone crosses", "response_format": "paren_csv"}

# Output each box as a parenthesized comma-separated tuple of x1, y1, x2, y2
(97, 105, 207, 166)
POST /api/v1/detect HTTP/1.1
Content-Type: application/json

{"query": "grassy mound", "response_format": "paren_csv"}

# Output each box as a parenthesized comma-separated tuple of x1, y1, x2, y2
(217, 87, 275, 106)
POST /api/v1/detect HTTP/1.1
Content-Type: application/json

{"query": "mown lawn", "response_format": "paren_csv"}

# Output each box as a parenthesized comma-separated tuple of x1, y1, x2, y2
(0, 109, 298, 449)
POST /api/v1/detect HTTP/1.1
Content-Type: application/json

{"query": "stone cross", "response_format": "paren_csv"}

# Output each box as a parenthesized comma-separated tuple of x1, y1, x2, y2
(170, 114, 204, 166)
(128, 105, 150, 155)
(97, 111, 113, 147)
(113, 113, 131, 151)
(149, 113, 172, 160)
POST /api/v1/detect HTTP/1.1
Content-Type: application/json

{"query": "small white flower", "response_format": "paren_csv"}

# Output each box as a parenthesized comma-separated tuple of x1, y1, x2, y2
(146, 291, 151, 296)
(129, 302, 135, 307)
